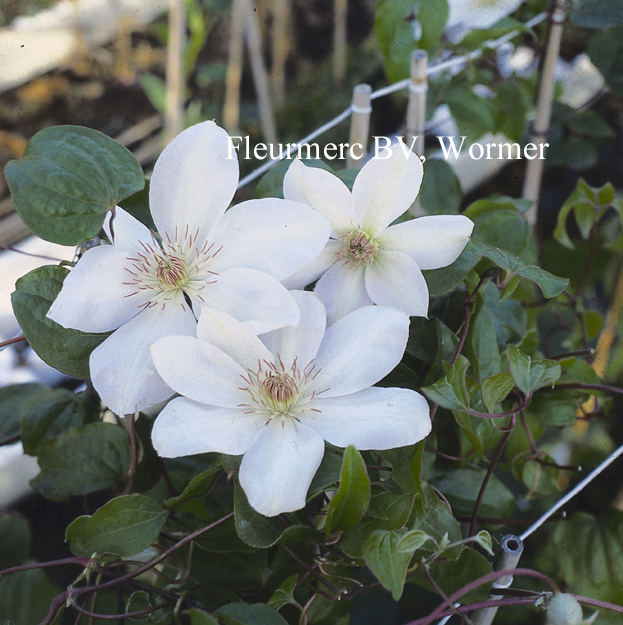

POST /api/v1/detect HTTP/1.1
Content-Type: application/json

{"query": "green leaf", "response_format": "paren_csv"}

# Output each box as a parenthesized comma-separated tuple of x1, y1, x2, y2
(0, 512, 31, 569)
(195, 514, 257, 554)
(233, 484, 316, 548)
(80, 494, 167, 556)
(325, 445, 371, 535)
(20, 388, 85, 455)
(469, 239, 569, 298)
(573, 0, 623, 28)
(216, 603, 289, 625)
(0, 568, 61, 625)
(308, 451, 343, 496)
(5, 125, 144, 245)
(431, 468, 515, 518)
(395, 529, 431, 554)
(418, 0, 449, 51)
(460, 17, 532, 48)
(467, 297, 501, 382)
(588, 27, 623, 97)
(267, 574, 299, 611)
(0, 383, 47, 443)
(422, 355, 471, 411)
(507, 344, 561, 395)
(11, 265, 110, 378)
(139, 73, 167, 113)
(528, 391, 577, 426)
(163, 465, 221, 515)
(481, 371, 515, 413)
(31, 422, 131, 501)
(65, 515, 91, 557)
(186, 609, 220, 625)
(383, 442, 430, 494)
(363, 530, 413, 600)
(474, 530, 494, 556)
(410, 484, 462, 560)
(553, 510, 623, 603)
(375, 0, 418, 83)
(495, 81, 531, 143)
(419, 158, 462, 215)
(423, 244, 480, 297)
(444, 89, 497, 144)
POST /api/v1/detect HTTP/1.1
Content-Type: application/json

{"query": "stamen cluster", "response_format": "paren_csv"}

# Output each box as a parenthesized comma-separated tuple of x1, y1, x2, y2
(336, 229, 380, 268)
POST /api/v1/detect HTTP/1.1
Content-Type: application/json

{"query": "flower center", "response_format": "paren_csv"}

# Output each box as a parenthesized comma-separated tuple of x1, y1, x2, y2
(239, 358, 327, 419)
(155, 254, 187, 288)
(123, 227, 221, 310)
(336, 230, 380, 267)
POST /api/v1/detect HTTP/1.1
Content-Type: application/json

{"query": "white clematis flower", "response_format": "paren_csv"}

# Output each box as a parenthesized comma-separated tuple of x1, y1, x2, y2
(47, 121, 331, 416)
(282, 146, 474, 324)
(150, 291, 431, 517)
(447, 0, 523, 31)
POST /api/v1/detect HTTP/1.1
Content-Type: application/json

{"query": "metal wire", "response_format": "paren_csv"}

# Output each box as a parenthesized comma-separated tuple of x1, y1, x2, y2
(236, 12, 547, 190)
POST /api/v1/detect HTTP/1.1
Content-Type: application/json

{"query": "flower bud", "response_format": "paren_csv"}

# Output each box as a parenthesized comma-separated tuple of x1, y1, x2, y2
(546, 593, 584, 625)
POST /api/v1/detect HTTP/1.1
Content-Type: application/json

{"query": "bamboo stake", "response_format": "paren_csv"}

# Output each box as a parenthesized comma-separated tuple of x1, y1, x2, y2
(271, 0, 289, 108)
(523, 0, 566, 226)
(406, 50, 427, 158)
(164, 0, 186, 145)
(333, 0, 348, 84)
(224, 0, 246, 132)
(346, 84, 372, 169)
(243, 0, 279, 146)
(406, 50, 428, 217)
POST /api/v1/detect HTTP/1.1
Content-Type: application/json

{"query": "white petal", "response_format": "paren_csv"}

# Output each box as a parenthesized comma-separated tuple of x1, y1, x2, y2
(239, 418, 325, 516)
(260, 291, 326, 369)
(149, 121, 238, 243)
(353, 145, 424, 235)
(314, 261, 372, 326)
(447, 0, 522, 29)
(152, 397, 264, 457)
(196, 306, 273, 370)
(281, 239, 341, 290)
(47, 245, 150, 333)
(365, 251, 429, 318)
(311, 306, 409, 398)
(379, 215, 474, 270)
(151, 335, 248, 408)
(90, 301, 197, 415)
(209, 198, 331, 280)
(202, 267, 300, 334)
(283, 159, 357, 237)
(304, 387, 431, 449)
(104, 207, 153, 254)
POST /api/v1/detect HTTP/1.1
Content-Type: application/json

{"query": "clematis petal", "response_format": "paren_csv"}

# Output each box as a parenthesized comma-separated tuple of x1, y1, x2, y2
(152, 397, 264, 457)
(239, 418, 325, 516)
(314, 261, 372, 326)
(151, 335, 248, 408)
(208, 198, 331, 280)
(260, 291, 326, 369)
(89, 300, 197, 416)
(47, 245, 150, 333)
(196, 306, 273, 370)
(200, 267, 300, 334)
(103, 207, 153, 254)
(283, 159, 357, 237)
(149, 121, 238, 243)
(364, 250, 429, 318)
(311, 306, 409, 398)
(282, 239, 341, 290)
(354, 144, 424, 235)
(379, 215, 474, 270)
(304, 387, 431, 449)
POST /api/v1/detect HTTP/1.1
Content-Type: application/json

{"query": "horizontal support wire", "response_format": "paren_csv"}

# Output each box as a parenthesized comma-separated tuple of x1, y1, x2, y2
(236, 12, 547, 190)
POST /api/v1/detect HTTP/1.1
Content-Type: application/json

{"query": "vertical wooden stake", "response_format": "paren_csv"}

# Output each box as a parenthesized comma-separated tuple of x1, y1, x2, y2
(224, 0, 246, 133)
(523, 0, 566, 226)
(271, 0, 289, 108)
(406, 50, 428, 158)
(346, 84, 372, 169)
(164, 0, 186, 145)
(244, 0, 279, 146)
(406, 50, 428, 217)
(333, 0, 348, 84)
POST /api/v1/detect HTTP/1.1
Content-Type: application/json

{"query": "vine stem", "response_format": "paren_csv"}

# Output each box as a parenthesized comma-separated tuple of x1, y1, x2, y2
(40, 512, 234, 625)
(403, 568, 557, 625)
(0, 335, 26, 349)
(469, 416, 515, 538)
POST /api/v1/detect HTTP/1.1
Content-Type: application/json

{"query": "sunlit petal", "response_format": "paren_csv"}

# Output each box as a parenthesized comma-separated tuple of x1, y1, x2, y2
(239, 418, 325, 516)
(282, 240, 341, 290)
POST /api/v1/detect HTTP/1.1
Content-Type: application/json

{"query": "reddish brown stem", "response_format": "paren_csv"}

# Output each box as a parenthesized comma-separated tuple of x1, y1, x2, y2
(0, 335, 26, 349)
